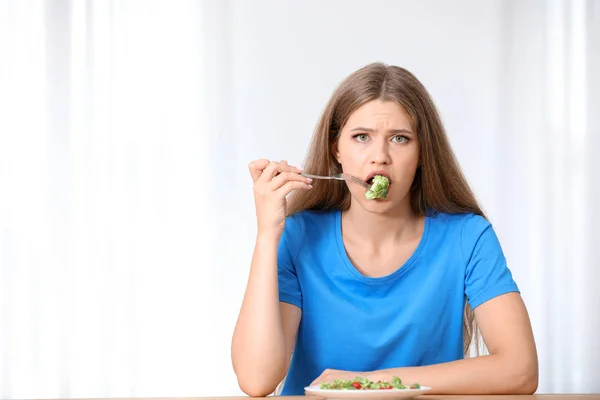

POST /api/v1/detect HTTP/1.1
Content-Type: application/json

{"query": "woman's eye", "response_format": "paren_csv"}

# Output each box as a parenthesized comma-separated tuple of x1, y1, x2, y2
(392, 135, 409, 143)
(353, 134, 369, 142)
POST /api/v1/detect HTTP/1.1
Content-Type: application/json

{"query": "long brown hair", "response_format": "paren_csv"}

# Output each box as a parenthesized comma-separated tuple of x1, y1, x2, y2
(286, 62, 485, 355)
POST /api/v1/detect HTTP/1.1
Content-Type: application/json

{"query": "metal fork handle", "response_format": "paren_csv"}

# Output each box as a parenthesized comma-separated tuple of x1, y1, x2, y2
(301, 173, 370, 189)
(340, 173, 371, 189)
(301, 173, 344, 181)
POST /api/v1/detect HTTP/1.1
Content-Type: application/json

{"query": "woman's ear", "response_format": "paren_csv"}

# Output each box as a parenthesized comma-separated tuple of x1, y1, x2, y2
(332, 142, 341, 165)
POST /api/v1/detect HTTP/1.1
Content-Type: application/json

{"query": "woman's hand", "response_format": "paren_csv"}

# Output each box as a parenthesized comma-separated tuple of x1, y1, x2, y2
(309, 369, 378, 388)
(248, 159, 312, 238)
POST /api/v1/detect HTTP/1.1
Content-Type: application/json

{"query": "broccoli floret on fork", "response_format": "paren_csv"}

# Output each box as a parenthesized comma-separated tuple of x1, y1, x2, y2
(365, 175, 390, 200)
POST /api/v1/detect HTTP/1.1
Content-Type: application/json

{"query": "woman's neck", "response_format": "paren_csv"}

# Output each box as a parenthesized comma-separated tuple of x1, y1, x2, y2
(342, 200, 423, 246)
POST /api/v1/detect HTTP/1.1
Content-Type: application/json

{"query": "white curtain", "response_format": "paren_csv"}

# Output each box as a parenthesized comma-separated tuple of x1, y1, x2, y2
(0, 0, 598, 398)
(493, 0, 599, 393)
(0, 0, 222, 397)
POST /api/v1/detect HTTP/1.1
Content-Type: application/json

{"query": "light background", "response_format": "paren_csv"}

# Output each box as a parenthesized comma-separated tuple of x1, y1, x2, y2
(0, 0, 598, 397)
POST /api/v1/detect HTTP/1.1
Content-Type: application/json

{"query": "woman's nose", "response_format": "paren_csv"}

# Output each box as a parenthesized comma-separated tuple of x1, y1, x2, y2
(369, 142, 391, 165)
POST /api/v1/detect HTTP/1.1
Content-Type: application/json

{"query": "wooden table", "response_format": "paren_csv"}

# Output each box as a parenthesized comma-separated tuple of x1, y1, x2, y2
(19, 396, 599, 400)
(171, 396, 592, 399)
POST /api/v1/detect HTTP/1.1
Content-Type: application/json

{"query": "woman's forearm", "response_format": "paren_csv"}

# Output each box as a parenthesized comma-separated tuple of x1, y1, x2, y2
(231, 233, 288, 396)
(371, 353, 538, 395)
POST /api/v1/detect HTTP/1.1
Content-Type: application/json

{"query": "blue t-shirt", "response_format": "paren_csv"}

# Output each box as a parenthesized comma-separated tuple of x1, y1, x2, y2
(277, 209, 519, 395)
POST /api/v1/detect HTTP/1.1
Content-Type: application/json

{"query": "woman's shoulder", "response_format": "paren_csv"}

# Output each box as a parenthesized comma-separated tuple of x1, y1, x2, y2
(426, 212, 503, 269)
(281, 209, 338, 256)
(430, 210, 488, 225)
(283, 209, 338, 238)
(429, 211, 492, 238)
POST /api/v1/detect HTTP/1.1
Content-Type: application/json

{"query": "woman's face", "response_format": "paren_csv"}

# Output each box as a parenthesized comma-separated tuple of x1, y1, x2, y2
(334, 99, 420, 214)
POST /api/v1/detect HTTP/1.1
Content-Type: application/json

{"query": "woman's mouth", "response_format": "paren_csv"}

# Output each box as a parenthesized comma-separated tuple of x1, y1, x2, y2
(365, 171, 392, 185)
(364, 172, 392, 200)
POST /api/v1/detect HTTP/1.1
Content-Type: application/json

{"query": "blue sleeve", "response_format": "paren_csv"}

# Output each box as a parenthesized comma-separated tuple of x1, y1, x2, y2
(462, 214, 520, 309)
(277, 214, 303, 309)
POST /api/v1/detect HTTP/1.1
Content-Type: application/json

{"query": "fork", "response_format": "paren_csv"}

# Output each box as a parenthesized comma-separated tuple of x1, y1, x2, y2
(301, 172, 371, 190)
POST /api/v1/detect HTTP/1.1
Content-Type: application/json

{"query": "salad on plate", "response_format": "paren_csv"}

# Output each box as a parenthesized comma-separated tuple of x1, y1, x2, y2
(319, 376, 420, 391)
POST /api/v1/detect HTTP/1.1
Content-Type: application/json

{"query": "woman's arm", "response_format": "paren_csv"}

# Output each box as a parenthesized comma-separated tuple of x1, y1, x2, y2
(311, 292, 538, 394)
(231, 234, 302, 397)
(232, 159, 307, 397)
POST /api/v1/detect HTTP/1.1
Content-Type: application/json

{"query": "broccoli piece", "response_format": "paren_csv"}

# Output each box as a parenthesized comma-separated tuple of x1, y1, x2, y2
(365, 175, 390, 200)
(391, 376, 406, 389)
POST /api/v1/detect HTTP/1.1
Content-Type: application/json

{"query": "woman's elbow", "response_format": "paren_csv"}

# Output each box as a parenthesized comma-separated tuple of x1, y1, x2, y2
(232, 353, 287, 396)
(511, 358, 539, 394)
(516, 371, 538, 394)
(237, 376, 277, 397)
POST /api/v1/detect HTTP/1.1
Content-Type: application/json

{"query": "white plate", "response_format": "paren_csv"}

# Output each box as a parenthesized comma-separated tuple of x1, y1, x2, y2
(304, 386, 431, 399)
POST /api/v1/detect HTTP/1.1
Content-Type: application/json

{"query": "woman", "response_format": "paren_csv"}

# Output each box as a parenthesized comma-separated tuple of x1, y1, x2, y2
(231, 62, 538, 396)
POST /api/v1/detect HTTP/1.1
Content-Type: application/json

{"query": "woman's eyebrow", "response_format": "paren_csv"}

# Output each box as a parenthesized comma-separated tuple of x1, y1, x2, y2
(350, 127, 413, 134)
